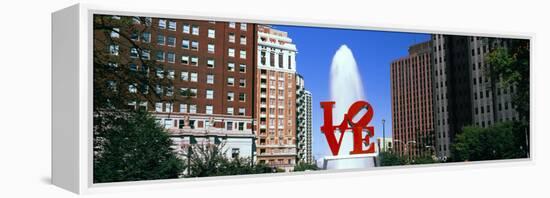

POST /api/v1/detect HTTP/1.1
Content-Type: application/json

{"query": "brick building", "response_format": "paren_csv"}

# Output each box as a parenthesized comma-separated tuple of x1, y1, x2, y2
(390, 41, 435, 158)
(255, 25, 298, 171)
(95, 15, 257, 159)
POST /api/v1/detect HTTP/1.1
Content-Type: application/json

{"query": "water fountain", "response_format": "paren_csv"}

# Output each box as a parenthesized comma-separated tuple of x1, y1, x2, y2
(321, 45, 378, 170)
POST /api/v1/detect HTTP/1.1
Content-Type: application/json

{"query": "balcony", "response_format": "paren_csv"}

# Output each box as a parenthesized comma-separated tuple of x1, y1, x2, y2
(258, 150, 297, 157)
(260, 83, 267, 88)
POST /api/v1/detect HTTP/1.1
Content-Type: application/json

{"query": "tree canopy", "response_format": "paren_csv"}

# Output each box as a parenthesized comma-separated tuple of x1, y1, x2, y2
(94, 111, 184, 183)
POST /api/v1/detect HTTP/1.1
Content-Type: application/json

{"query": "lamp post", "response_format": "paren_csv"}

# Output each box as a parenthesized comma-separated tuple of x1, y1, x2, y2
(186, 135, 197, 176)
(394, 139, 416, 163)
(425, 145, 436, 161)
(382, 119, 386, 152)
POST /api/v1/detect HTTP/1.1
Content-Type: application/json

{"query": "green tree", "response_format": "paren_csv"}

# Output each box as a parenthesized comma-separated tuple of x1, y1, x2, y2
(410, 155, 438, 165)
(93, 111, 184, 183)
(293, 162, 318, 172)
(378, 151, 407, 166)
(93, 15, 184, 183)
(451, 122, 528, 162)
(485, 39, 530, 121)
(185, 144, 272, 177)
(485, 39, 530, 157)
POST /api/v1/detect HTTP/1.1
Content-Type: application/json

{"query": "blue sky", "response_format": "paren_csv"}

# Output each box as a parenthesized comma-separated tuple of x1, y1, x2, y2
(272, 25, 430, 160)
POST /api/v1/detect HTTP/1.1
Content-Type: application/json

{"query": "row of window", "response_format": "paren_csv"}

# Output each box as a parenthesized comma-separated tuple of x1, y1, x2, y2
(157, 19, 247, 32)
(154, 102, 247, 115)
(131, 45, 247, 60)
(117, 29, 248, 47)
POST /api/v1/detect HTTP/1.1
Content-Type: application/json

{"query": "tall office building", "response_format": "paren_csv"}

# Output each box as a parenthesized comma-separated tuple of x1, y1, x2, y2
(95, 16, 257, 159)
(390, 41, 435, 158)
(255, 25, 298, 171)
(296, 74, 313, 164)
(431, 35, 520, 159)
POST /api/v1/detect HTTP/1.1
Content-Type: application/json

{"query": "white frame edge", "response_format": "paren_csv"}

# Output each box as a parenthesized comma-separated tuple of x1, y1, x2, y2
(51, 3, 535, 195)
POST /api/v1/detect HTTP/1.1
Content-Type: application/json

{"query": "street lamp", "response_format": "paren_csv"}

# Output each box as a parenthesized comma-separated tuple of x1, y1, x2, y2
(425, 145, 437, 161)
(382, 119, 386, 152)
(394, 139, 416, 163)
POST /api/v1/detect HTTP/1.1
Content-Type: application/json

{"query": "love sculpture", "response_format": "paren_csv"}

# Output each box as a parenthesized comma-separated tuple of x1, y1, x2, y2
(320, 101, 375, 156)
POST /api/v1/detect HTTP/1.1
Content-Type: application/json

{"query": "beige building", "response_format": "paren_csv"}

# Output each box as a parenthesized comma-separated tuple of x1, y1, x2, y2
(255, 25, 298, 171)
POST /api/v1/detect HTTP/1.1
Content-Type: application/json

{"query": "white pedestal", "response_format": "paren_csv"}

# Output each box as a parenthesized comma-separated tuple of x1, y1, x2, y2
(322, 153, 378, 170)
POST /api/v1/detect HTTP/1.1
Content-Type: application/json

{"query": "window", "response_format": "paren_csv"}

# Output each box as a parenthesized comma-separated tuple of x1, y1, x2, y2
(156, 68, 164, 78)
(227, 62, 235, 71)
(181, 55, 189, 64)
(192, 25, 199, 35)
(190, 88, 197, 97)
(110, 28, 119, 38)
(227, 107, 234, 115)
(191, 41, 199, 50)
(131, 31, 139, 41)
(156, 51, 165, 62)
(181, 71, 189, 81)
(240, 23, 247, 31)
(167, 36, 176, 47)
(191, 56, 199, 66)
(229, 33, 235, 43)
(158, 19, 166, 29)
(182, 39, 190, 49)
(207, 74, 214, 84)
(155, 102, 163, 112)
(208, 44, 215, 53)
(190, 72, 198, 82)
(166, 86, 174, 96)
(239, 79, 246, 87)
(142, 32, 151, 43)
(141, 50, 150, 60)
(167, 52, 175, 63)
(131, 17, 141, 24)
(110, 45, 119, 56)
(180, 104, 187, 113)
(157, 34, 165, 45)
(231, 148, 240, 158)
(207, 59, 215, 68)
(238, 108, 245, 116)
(155, 85, 162, 95)
(239, 64, 246, 73)
(206, 89, 214, 99)
(227, 92, 234, 101)
(229, 22, 236, 28)
(228, 48, 235, 57)
(227, 77, 235, 86)
(167, 70, 175, 79)
(240, 50, 246, 59)
(208, 29, 215, 38)
(168, 20, 176, 31)
(239, 93, 246, 102)
(240, 35, 246, 45)
(278, 54, 283, 68)
(189, 105, 197, 113)
(128, 84, 137, 93)
(206, 105, 213, 114)
(183, 24, 190, 33)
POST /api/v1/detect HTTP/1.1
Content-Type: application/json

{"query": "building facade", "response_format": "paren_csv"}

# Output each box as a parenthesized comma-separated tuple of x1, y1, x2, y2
(390, 41, 435, 158)
(296, 75, 313, 164)
(431, 35, 520, 159)
(255, 25, 298, 171)
(97, 15, 257, 160)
